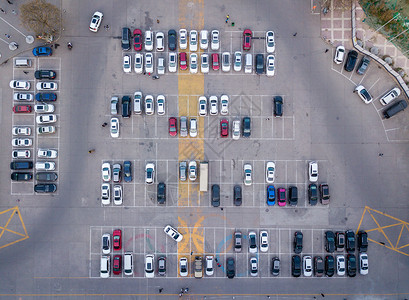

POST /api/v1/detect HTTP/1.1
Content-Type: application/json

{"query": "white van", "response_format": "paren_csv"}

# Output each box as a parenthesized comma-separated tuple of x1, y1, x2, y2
(15, 58, 32, 67)
(244, 53, 253, 74)
(380, 87, 401, 106)
(123, 252, 133, 276)
(100, 256, 110, 278)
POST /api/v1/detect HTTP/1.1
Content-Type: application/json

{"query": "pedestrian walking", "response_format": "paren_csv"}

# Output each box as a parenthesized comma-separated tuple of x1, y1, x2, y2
(231, 22, 235, 27)
(23, 71, 29, 74)
(7, 0, 13, 4)
(0, 7, 6, 14)
(225, 14, 229, 23)
(190, 251, 193, 255)
(159, 288, 163, 293)
(379, 153, 384, 157)
(325, 49, 329, 53)
(293, 32, 297, 36)
(11, 9, 16, 15)
(102, 123, 106, 128)
(5, 34, 10, 39)
(156, 19, 160, 24)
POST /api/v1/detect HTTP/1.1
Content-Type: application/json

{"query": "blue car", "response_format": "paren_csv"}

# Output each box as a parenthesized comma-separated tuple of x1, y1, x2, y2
(267, 185, 275, 206)
(33, 46, 52, 57)
(35, 93, 57, 102)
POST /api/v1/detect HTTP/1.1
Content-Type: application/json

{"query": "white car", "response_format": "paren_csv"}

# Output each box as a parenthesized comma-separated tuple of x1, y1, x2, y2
(244, 163, 252, 186)
(102, 233, 110, 254)
(222, 52, 230, 72)
(145, 95, 154, 115)
(201, 53, 209, 73)
(354, 85, 373, 104)
(113, 185, 122, 205)
(198, 96, 207, 116)
(190, 53, 198, 74)
(336, 255, 346, 276)
(37, 126, 55, 134)
(145, 30, 153, 51)
(12, 138, 32, 147)
(303, 256, 313, 277)
(123, 55, 131, 73)
(145, 162, 155, 184)
(134, 53, 143, 74)
(189, 118, 197, 137)
(145, 254, 155, 278)
(145, 53, 154, 74)
(200, 30, 208, 49)
(110, 117, 119, 138)
(168, 52, 177, 73)
(36, 82, 57, 91)
(179, 29, 188, 49)
(266, 31, 275, 53)
(12, 126, 31, 136)
(37, 149, 57, 158)
(233, 51, 242, 72)
(205, 255, 214, 276)
(189, 30, 198, 51)
(157, 57, 165, 75)
(10, 80, 30, 90)
(157, 95, 165, 115)
(250, 257, 258, 277)
(34, 104, 54, 113)
(179, 257, 188, 277)
(220, 95, 229, 115)
(209, 96, 218, 115)
(260, 230, 269, 252)
(156, 31, 164, 51)
(35, 161, 55, 171)
(334, 45, 345, 64)
(102, 162, 111, 182)
(36, 114, 56, 124)
(164, 225, 183, 242)
(101, 184, 110, 205)
(248, 231, 257, 253)
(308, 161, 318, 182)
(89, 11, 103, 32)
(211, 30, 219, 50)
(266, 55, 275, 77)
(12, 150, 30, 159)
(189, 160, 197, 181)
(266, 161, 276, 183)
(13, 93, 33, 101)
(133, 91, 142, 114)
(100, 256, 110, 278)
(232, 119, 240, 140)
(359, 253, 368, 275)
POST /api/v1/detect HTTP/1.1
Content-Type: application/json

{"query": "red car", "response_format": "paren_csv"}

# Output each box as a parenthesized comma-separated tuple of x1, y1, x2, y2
(179, 52, 187, 70)
(13, 105, 32, 113)
(169, 117, 177, 136)
(113, 255, 122, 275)
(212, 53, 219, 71)
(277, 188, 286, 206)
(133, 29, 143, 51)
(243, 29, 252, 51)
(220, 119, 229, 137)
(113, 229, 122, 250)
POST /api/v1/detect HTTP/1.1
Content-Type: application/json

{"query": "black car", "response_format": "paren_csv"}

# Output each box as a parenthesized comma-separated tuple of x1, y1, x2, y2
(336, 231, 345, 251)
(325, 255, 335, 277)
(291, 255, 301, 277)
(345, 230, 355, 253)
(123, 161, 132, 182)
(356, 56, 370, 75)
(242, 117, 251, 137)
(35, 93, 57, 102)
(271, 257, 280, 276)
(344, 50, 358, 72)
(36, 172, 58, 182)
(383, 100, 407, 119)
(288, 186, 298, 206)
(158, 256, 166, 276)
(308, 183, 318, 205)
(34, 70, 56, 79)
(255, 54, 264, 74)
(34, 184, 57, 193)
(121, 27, 131, 50)
(226, 257, 235, 278)
(211, 184, 220, 207)
(233, 185, 242, 206)
(157, 182, 166, 204)
(357, 231, 368, 252)
(168, 29, 177, 51)
(11, 172, 32, 181)
(347, 254, 357, 277)
(319, 183, 330, 204)
(273, 96, 283, 117)
(10, 161, 33, 170)
(122, 96, 131, 118)
(325, 231, 335, 253)
(293, 231, 303, 254)
(314, 256, 324, 277)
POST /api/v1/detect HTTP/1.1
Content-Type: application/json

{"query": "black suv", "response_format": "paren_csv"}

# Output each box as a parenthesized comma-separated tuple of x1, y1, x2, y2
(242, 117, 251, 137)
(325, 255, 335, 277)
(226, 257, 235, 278)
(273, 96, 283, 117)
(34, 70, 56, 79)
(346, 230, 356, 253)
(122, 96, 131, 118)
(121, 27, 131, 50)
(347, 254, 357, 277)
(356, 56, 370, 75)
(308, 183, 318, 205)
(34, 184, 57, 193)
(168, 29, 177, 50)
(233, 185, 242, 206)
(157, 182, 166, 204)
(10, 161, 33, 170)
(293, 231, 303, 254)
(383, 100, 407, 119)
(255, 54, 264, 74)
(288, 186, 298, 206)
(124, 161, 132, 182)
(344, 50, 358, 72)
(357, 231, 368, 252)
(211, 184, 220, 207)
(291, 255, 301, 277)
(11, 172, 32, 181)
(325, 231, 335, 253)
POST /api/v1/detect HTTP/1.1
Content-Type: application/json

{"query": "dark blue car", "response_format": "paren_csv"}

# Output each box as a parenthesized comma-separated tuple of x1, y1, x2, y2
(35, 93, 57, 102)
(267, 185, 275, 206)
(33, 46, 52, 57)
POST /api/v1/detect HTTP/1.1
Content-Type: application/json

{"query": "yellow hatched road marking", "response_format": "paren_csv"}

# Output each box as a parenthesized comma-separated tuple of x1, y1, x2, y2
(0, 206, 29, 249)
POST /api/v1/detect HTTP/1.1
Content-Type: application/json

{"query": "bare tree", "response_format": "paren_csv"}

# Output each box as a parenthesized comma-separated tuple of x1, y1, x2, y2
(20, 0, 62, 42)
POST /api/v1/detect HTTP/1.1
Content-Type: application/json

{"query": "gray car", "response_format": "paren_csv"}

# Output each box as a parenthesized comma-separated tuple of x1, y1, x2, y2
(179, 161, 187, 181)
(180, 116, 188, 137)
(112, 163, 121, 183)
(356, 56, 370, 75)
(110, 96, 118, 115)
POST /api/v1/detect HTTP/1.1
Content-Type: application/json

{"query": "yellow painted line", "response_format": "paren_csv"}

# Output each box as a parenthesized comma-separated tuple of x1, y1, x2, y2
(0, 206, 29, 249)
(355, 206, 367, 233)
(365, 206, 409, 224)
(365, 222, 404, 232)
(367, 210, 394, 248)
(395, 223, 405, 249)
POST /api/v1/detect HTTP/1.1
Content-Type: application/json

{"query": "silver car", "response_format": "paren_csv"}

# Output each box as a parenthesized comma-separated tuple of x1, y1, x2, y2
(110, 96, 118, 114)
(180, 116, 188, 137)
(179, 161, 187, 181)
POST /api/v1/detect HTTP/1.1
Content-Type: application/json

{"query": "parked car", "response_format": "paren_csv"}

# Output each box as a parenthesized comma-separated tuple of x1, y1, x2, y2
(33, 46, 52, 56)
(242, 117, 251, 137)
(354, 85, 373, 104)
(243, 29, 252, 50)
(198, 96, 207, 116)
(144, 30, 153, 51)
(194, 256, 203, 278)
(179, 52, 188, 70)
(325, 231, 336, 253)
(325, 255, 335, 277)
(112, 163, 121, 183)
(35, 93, 56, 101)
(220, 95, 229, 115)
(347, 254, 357, 277)
(232, 119, 240, 140)
(356, 56, 370, 75)
(102, 233, 111, 254)
(220, 119, 228, 137)
(201, 53, 209, 73)
(122, 96, 131, 118)
(255, 54, 264, 75)
(35, 104, 54, 113)
(383, 100, 407, 119)
(265, 161, 276, 183)
(266, 31, 275, 53)
(222, 52, 230, 72)
(145, 53, 154, 73)
(158, 256, 166, 276)
(320, 183, 330, 204)
(123, 55, 131, 73)
(133, 29, 143, 51)
(121, 27, 131, 50)
(168, 29, 177, 50)
(190, 118, 197, 137)
(209, 96, 218, 115)
(274, 96, 283, 117)
(200, 30, 208, 50)
(169, 52, 177, 72)
(13, 105, 32, 113)
(190, 53, 198, 73)
(169, 117, 178, 137)
(336, 255, 346, 276)
(14, 93, 33, 101)
(134, 53, 143, 73)
(36, 81, 58, 91)
(212, 53, 219, 71)
(359, 253, 368, 275)
(288, 186, 298, 206)
(12, 138, 32, 147)
(110, 118, 119, 138)
(34, 184, 57, 193)
(157, 95, 165, 115)
(157, 182, 166, 204)
(113, 229, 122, 250)
(334, 45, 345, 64)
(248, 231, 257, 253)
(336, 231, 346, 251)
(226, 257, 235, 278)
(189, 160, 197, 181)
(89, 11, 103, 32)
(211, 30, 220, 50)
(308, 161, 318, 182)
(10, 161, 33, 170)
(314, 256, 324, 277)
(37, 149, 57, 158)
(260, 231, 268, 252)
(113, 185, 122, 205)
(123, 161, 132, 182)
(249, 257, 258, 277)
(205, 255, 214, 276)
(211, 184, 220, 207)
(145, 95, 154, 115)
(380, 87, 401, 106)
(35, 161, 55, 171)
(267, 185, 275, 206)
(12, 150, 30, 159)
(179, 257, 188, 277)
(243, 163, 252, 186)
(179, 29, 187, 49)
(234, 231, 242, 252)
(344, 50, 358, 71)
(345, 230, 356, 253)
(292, 255, 301, 277)
(357, 231, 368, 252)
(164, 225, 183, 242)
(189, 30, 198, 52)
(10, 80, 30, 90)
(179, 161, 187, 181)
(113, 255, 122, 275)
(233, 51, 242, 72)
(145, 254, 155, 278)
(294, 231, 303, 254)
(35, 172, 58, 182)
(12, 127, 31, 136)
(308, 183, 318, 205)
(266, 55, 275, 77)
(277, 188, 286, 206)
(233, 185, 242, 206)
(145, 162, 155, 184)
(303, 255, 313, 277)
(156, 31, 164, 51)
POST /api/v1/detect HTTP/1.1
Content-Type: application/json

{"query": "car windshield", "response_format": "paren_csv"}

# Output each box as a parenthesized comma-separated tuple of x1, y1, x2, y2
(361, 89, 370, 100)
